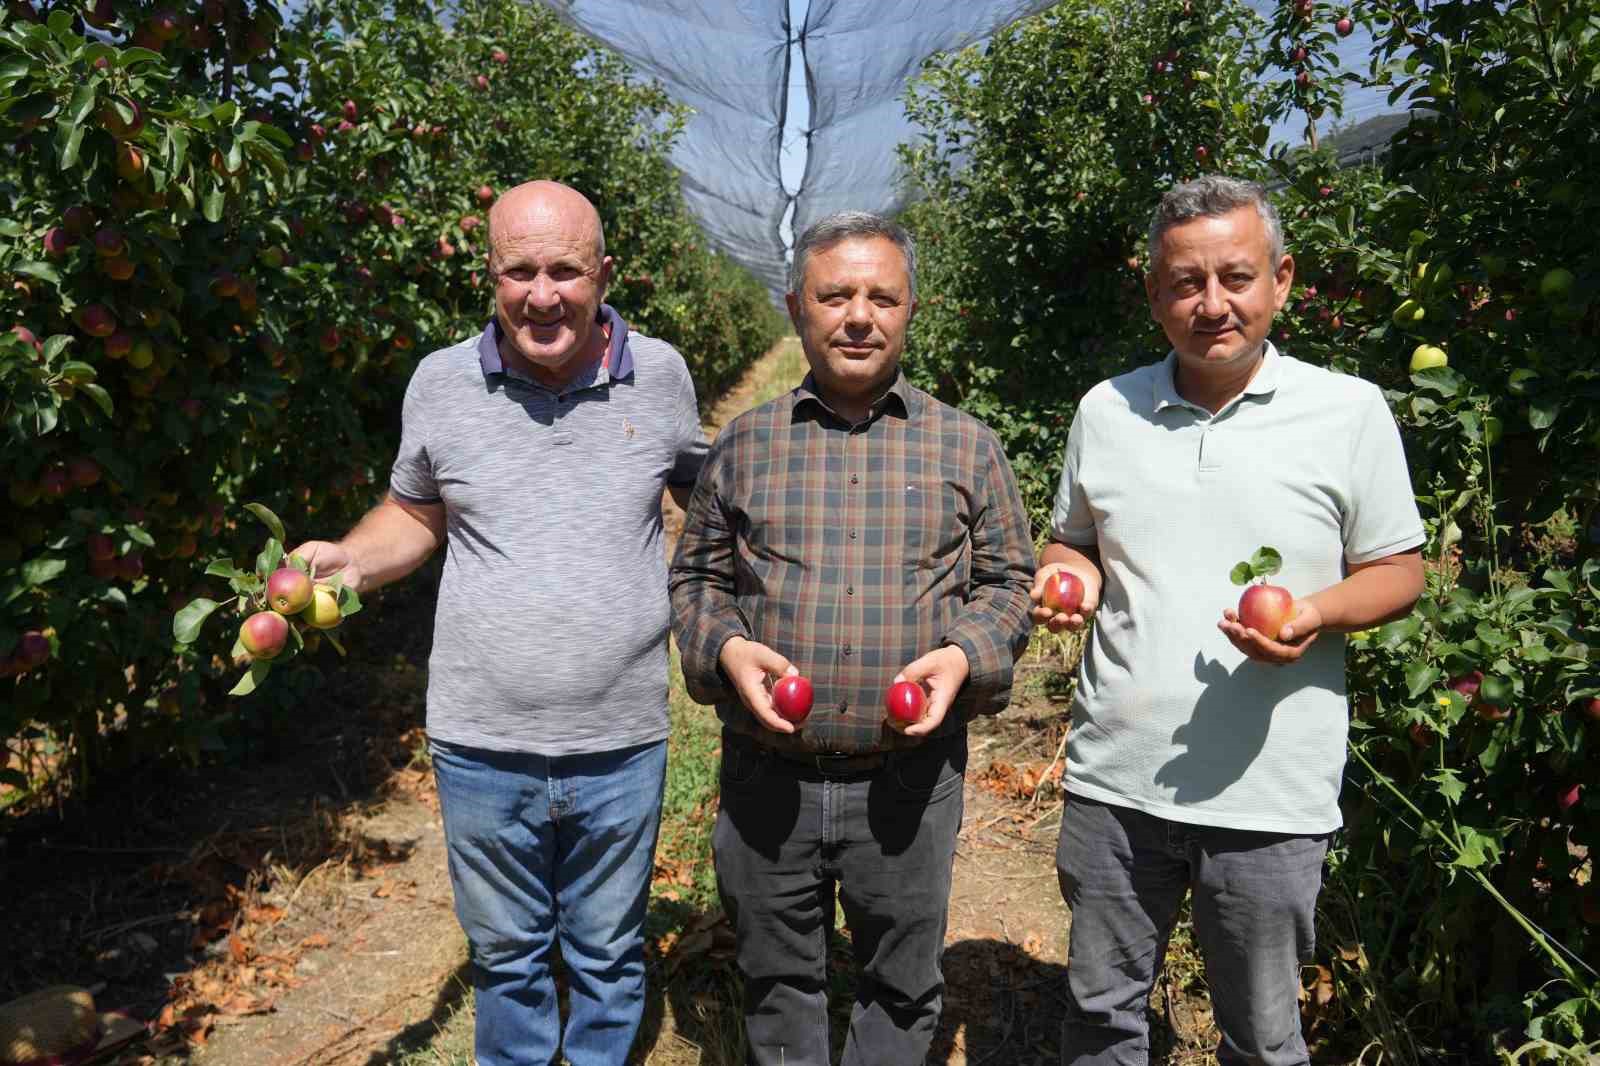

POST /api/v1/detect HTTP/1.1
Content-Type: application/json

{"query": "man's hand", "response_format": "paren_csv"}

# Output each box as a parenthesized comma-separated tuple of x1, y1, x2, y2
(1029, 562, 1101, 633)
(718, 636, 798, 734)
(1219, 599, 1324, 665)
(290, 540, 367, 595)
(890, 644, 970, 737)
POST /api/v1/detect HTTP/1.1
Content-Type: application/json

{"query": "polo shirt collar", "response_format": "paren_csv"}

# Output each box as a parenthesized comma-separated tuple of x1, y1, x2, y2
(477, 303, 634, 391)
(794, 366, 916, 424)
(1152, 341, 1283, 414)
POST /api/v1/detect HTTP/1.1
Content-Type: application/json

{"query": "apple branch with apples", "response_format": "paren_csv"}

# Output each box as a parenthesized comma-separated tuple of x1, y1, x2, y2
(170, 503, 361, 696)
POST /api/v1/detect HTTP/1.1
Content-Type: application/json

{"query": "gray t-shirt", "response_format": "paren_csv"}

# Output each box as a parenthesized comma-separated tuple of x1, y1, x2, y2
(1052, 345, 1424, 834)
(390, 308, 707, 755)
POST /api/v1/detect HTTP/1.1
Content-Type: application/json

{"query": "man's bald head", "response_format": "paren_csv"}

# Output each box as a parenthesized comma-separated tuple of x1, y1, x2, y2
(487, 180, 605, 277)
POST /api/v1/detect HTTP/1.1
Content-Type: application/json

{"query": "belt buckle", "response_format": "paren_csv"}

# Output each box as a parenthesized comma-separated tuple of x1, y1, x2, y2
(813, 752, 857, 775)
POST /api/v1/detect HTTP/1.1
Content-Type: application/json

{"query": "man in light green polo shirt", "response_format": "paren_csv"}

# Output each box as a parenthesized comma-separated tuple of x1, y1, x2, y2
(1033, 176, 1425, 1066)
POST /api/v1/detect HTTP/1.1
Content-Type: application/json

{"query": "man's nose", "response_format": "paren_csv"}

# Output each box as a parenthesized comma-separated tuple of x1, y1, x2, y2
(527, 274, 560, 307)
(1196, 276, 1227, 318)
(843, 294, 873, 328)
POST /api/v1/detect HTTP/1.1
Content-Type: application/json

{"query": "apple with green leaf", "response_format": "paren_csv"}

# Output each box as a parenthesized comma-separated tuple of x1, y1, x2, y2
(1229, 546, 1294, 641)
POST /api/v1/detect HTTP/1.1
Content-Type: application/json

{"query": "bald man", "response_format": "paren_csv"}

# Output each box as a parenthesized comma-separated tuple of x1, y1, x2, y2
(293, 181, 708, 1065)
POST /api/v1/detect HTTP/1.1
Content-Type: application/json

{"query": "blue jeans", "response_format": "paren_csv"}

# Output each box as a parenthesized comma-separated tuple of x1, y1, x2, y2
(1056, 795, 1328, 1066)
(431, 738, 667, 1066)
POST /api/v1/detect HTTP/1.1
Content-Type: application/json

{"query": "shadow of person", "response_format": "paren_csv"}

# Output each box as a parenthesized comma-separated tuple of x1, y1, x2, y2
(930, 936, 1070, 1065)
(359, 959, 473, 1065)
(1153, 651, 1313, 803)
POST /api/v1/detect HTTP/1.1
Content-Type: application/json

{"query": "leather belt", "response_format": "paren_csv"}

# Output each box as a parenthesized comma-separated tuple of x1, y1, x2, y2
(773, 749, 888, 776)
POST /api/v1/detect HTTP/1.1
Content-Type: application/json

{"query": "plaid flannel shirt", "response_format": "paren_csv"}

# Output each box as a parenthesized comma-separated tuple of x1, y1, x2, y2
(669, 370, 1036, 755)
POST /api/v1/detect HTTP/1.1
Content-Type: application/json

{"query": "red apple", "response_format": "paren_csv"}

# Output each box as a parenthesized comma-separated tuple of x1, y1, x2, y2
(86, 533, 115, 561)
(474, 74, 490, 90)
(43, 227, 76, 257)
(1476, 703, 1511, 722)
(459, 215, 482, 232)
(318, 326, 341, 353)
(101, 257, 136, 282)
(1335, 16, 1353, 35)
(476, 184, 495, 206)
(342, 99, 358, 122)
(16, 631, 49, 669)
(115, 143, 146, 181)
(267, 566, 314, 615)
(1581, 697, 1600, 723)
(115, 551, 144, 581)
(100, 97, 144, 140)
(210, 270, 239, 298)
(240, 610, 289, 659)
(1407, 722, 1433, 748)
(885, 680, 927, 725)
(1041, 570, 1085, 615)
(1447, 671, 1483, 702)
(1237, 583, 1294, 640)
(309, 122, 327, 142)
(1194, 145, 1209, 162)
(10, 325, 42, 354)
(39, 466, 69, 498)
(67, 456, 99, 487)
(75, 305, 117, 338)
(62, 204, 95, 235)
(772, 675, 814, 723)
(491, 47, 508, 63)
(1558, 783, 1583, 813)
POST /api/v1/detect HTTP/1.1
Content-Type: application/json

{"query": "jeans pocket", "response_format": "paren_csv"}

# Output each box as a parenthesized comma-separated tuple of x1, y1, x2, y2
(719, 736, 769, 791)
(890, 739, 966, 800)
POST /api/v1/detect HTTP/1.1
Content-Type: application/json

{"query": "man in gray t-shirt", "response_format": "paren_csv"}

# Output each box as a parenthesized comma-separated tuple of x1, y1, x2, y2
(293, 181, 706, 1066)
(1032, 177, 1424, 1066)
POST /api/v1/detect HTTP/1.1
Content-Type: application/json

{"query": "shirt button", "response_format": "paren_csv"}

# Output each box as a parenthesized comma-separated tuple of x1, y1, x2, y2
(849, 474, 858, 485)
(837, 701, 847, 713)
(843, 644, 852, 656)
(848, 529, 857, 540)
(846, 585, 854, 595)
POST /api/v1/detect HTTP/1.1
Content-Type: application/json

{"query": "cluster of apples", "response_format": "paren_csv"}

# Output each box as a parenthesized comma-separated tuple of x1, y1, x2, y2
(769, 674, 931, 728)
(237, 565, 343, 661)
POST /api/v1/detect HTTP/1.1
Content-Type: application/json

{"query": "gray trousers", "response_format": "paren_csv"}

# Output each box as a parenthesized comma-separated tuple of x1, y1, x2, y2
(713, 728, 966, 1066)
(1055, 794, 1328, 1066)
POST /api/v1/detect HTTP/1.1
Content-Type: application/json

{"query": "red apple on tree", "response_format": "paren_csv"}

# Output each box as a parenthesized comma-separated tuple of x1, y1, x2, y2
(772, 674, 814, 723)
(1335, 16, 1353, 35)
(239, 610, 289, 660)
(42, 227, 75, 258)
(885, 680, 927, 725)
(266, 565, 313, 615)
(476, 184, 495, 206)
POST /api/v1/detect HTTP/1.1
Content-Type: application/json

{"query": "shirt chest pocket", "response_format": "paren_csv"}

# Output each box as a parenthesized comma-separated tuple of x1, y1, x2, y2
(884, 477, 971, 570)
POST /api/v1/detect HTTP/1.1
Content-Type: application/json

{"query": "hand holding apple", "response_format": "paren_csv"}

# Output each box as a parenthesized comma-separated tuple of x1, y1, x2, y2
(886, 644, 969, 736)
(1220, 546, 1321, 664)
(1029, 562, 1099, 632)
(718, 636, 799, 734)
(771, 674, 815, 724)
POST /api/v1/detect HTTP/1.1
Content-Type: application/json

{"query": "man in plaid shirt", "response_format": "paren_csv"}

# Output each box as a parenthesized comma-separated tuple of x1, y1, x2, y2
(670, 211, 1035, 1065)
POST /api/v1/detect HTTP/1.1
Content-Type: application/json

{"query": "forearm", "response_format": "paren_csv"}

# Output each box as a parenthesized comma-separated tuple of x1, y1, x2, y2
(1041, 538, 1101, 578)
(340, 495, 444, 593)
(1306, 552, 1424, 632)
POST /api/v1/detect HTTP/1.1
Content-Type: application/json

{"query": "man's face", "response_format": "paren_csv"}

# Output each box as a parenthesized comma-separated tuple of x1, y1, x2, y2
(786, 236, 917, 410)
(1145, 205, 1293, 373)
(489, 200, 613, 379)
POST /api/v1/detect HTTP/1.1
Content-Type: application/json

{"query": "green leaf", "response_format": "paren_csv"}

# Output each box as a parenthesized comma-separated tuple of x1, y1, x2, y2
(125, 525, 154, 547)
(1527, 397, 1559, 430)
(325, 632, 347, 657)
(118, 47, 165, 67)
(14, 261, 62, 285)
(336, 584, 361, 617)
(205, 559, 243, 579)
(41, 334, 73, 361)
(255, 539, 284, 579)
(1429, 769, 1466, 804)
(172, 598, 220, 643)
(54, 117, 85, 169)
(245, 502, 286, 543)
(79, 383, 113, 417)
(20, 556, 67, 586)
(202, 182, 225, 223)
(1249, 546, 1282, 577)
(1229, 561, 1253, 586)
(66, 82, 94, 125)
(228, 659, 271, 696)
(1410, 366, 1461, 397)
(1404, 660, 1440, 698)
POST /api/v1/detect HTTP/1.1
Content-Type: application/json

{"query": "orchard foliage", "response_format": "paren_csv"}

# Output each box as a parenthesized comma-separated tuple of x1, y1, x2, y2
(903, 0, 1599, 1058)
(0, 0, 782, 799)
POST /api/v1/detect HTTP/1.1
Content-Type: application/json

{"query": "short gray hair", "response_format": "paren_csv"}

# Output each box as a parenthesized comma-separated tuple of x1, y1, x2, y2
(788, 211, 917, 299)
(1146, 176, 1283, 267)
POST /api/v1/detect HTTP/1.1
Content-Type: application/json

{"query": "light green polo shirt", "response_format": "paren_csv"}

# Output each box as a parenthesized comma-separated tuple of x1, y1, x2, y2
(1052, 344, 1423, 834)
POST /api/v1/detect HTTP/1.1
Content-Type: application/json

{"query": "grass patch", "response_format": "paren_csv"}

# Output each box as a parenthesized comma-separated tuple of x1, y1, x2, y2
(744, 337, 809, 410)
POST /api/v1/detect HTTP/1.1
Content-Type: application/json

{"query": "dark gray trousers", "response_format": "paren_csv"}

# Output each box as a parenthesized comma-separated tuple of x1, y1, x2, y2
(1056, 794, 1329, 1066)
(713, 728, 966, 1066)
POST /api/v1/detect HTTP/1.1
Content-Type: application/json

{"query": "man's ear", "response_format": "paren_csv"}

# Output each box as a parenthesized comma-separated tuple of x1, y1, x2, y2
(785, 291, 803, 333)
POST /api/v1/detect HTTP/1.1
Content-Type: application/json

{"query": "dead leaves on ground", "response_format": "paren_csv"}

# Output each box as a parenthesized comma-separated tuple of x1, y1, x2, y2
(976, 759, 1062, 801)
